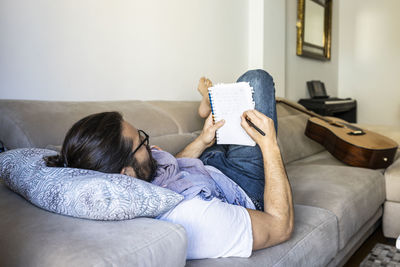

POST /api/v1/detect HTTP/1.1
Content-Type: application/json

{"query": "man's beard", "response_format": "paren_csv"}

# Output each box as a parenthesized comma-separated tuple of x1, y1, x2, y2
(132, 144, 158, 182)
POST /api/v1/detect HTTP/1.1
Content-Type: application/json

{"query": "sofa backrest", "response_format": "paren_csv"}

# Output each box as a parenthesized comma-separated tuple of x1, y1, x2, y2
(0, 99, 324, 163)
(276, 98, 325, 163)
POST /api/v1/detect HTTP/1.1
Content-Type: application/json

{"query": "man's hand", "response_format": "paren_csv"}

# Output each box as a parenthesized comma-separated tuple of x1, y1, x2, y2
(240, 109, 277, 149)
(175, 113, 224, 158)
(199, 113, 225, 148)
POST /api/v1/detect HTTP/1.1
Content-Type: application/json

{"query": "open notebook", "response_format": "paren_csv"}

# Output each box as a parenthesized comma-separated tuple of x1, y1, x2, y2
(208, 82, 255, 146)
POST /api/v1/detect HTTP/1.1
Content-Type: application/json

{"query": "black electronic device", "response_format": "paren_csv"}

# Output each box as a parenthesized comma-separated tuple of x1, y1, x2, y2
(307, 80, 330, 99)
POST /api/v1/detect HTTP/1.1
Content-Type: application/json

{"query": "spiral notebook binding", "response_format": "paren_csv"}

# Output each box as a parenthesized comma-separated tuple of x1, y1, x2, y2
(208, 88, 220, 142)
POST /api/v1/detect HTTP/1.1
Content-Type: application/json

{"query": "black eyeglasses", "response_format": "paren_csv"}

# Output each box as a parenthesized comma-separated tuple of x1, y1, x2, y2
(131, 130, 149, 156)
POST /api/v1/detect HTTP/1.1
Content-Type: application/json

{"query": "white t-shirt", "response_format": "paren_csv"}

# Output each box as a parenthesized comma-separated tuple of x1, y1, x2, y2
(158, 196, 253, 259)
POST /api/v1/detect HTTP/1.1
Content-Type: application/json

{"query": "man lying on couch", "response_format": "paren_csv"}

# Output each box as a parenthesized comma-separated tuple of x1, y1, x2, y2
(44, 70, 294, 259)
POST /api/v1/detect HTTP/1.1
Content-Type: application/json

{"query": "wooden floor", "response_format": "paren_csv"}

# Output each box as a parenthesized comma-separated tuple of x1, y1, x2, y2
(343, 225, 396, 267)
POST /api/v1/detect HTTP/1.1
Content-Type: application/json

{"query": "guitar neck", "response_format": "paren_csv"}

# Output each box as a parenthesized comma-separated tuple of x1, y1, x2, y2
(276, 99, 330, 123)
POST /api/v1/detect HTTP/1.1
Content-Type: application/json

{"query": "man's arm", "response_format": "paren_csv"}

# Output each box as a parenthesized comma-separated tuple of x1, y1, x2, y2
(176, 113, 224, 158)
(177, 108, 294, 250)
(241, 110, 294, 250)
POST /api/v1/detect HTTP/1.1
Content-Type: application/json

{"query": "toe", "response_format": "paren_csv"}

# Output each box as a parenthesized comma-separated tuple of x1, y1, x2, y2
(205, 79, 213, 88)
(197, 77, 208, 94)
(199, 77, 206, 85)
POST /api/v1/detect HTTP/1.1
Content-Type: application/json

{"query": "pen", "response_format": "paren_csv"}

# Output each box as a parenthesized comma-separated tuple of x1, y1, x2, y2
(246, 118, 266, 136)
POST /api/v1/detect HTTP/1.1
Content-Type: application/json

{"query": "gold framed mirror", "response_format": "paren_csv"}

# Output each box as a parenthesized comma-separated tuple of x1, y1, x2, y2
(296, 0, 332, 60)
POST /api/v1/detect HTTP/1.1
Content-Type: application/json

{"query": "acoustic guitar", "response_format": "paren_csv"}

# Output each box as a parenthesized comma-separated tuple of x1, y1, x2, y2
(276, 99, 398, 169)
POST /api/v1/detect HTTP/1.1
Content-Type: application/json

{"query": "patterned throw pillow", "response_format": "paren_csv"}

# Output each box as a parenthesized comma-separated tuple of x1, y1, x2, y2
(0, 148, 183, 220)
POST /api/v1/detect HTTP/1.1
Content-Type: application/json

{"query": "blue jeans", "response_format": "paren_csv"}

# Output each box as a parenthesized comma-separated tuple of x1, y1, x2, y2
(199, 69, 277, 210)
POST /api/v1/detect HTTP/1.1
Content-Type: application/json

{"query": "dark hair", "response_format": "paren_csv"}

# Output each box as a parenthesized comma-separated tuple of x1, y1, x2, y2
(44, 111, 134, 173)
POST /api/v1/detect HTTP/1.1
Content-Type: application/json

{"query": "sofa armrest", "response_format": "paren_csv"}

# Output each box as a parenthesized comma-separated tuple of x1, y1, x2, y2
(0, 182, 187, 267)
(383, 157, 400, 238)
(385, 157, 400, 203)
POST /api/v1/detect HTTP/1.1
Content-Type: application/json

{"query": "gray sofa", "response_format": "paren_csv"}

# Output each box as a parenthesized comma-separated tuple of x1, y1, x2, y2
(0, 98, 398, 267)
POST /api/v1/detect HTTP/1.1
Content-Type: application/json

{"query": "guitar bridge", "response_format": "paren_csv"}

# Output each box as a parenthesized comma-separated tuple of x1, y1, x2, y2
(347, 130, 365, 136)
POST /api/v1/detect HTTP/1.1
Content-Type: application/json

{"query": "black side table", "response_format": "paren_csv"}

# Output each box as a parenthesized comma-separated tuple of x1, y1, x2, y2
(298, 98, 357, 123)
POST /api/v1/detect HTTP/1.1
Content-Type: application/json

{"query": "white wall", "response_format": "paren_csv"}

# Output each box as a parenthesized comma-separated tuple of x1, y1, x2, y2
(285, 0, 339, 101)
(0, 0, 249, 101)
(338, 0, 400, 126)
(248, 0, 286, 97)
(264, 0, 286, 97)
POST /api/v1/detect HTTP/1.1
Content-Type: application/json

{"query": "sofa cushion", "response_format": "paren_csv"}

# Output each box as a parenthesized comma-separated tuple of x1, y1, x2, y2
(151, 133, 199, 155)
(187, 205, 338, 267)
(277, 114, 325, 164)
(0, 100, 181, 149)
(286, 163, 385, 249)
(0, 148, 183, 220)
(288, 150, 346, 167)
(0, 180, 187, 267)
(148, 101, 204, 133)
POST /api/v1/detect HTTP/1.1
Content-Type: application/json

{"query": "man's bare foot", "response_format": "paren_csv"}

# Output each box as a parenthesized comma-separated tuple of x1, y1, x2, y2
(198, 77, 213, 118)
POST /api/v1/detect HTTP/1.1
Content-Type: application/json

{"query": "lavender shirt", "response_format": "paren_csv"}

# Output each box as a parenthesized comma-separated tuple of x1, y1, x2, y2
(151, 148, 255, 210)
